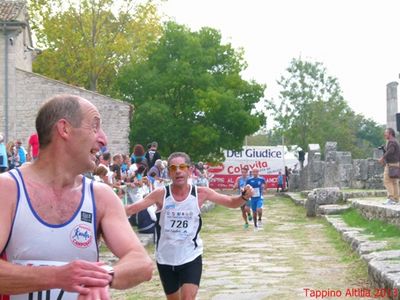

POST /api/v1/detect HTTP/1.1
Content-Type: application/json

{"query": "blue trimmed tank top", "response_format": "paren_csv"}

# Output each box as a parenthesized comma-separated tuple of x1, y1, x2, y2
(1, 169, 98, 300)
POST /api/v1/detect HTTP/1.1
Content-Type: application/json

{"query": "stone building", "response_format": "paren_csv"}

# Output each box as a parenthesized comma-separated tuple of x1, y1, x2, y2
(0, 1, 132, 155)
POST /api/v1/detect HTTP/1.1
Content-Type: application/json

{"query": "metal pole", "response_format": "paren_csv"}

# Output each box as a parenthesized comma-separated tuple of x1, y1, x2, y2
(4, 24, 8, 142)
(282, 135, 286, 171)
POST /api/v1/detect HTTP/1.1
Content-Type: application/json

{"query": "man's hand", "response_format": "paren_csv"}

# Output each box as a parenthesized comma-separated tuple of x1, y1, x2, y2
(56, 260, 112, 295)
(78, 286, 110, 300)
(242, 185, 253, 200)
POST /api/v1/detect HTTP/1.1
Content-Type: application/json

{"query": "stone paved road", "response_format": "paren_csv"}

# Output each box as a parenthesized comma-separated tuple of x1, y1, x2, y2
(110, 195, 384, 300)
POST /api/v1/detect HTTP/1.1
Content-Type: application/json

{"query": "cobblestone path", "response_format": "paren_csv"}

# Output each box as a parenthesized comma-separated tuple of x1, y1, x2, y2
(111, 195, 381, 300)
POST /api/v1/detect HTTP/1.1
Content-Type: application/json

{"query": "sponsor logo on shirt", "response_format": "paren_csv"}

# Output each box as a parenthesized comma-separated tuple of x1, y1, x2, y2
(81, 211, 92, 223)
(70, 224, 93, 248)
(165, 204, 176, 209)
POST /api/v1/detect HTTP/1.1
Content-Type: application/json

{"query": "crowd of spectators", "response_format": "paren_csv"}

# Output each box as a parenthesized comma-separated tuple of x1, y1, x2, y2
(0, 132, 38, 173)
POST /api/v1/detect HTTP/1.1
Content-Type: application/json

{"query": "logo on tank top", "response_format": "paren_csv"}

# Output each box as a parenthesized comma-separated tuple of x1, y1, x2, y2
(165, 204, 176, 209)
(81, 211, 93, 223)
(70, 224, 93, 248)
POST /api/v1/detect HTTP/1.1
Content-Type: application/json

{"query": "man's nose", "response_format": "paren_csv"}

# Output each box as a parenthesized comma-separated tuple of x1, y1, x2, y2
(98, 128, 108, 147)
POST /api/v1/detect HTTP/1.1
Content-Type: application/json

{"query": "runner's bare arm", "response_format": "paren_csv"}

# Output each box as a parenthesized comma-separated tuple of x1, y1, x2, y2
(232, 177, 240, 190)
(96, 183, 153, 289)
(125, 188, 164, 216)
(0, 174, 111, 295)
(197, 185, 253, 208)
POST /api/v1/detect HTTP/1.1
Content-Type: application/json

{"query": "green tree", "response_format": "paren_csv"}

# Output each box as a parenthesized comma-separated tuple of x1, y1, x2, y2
(266, 58, 360, 155)
(29, 0, 162, 93)
(351, 115, 385, 158)
(117, 22, 265, 161)
(246, 134, 268, 146)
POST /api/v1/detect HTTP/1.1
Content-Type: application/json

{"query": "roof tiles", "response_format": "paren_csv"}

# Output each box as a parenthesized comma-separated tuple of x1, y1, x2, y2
(0, 1, 26, 21)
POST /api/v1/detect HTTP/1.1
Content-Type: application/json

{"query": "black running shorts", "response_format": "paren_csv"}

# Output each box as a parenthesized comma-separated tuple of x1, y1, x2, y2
(157, 255, 203, 295)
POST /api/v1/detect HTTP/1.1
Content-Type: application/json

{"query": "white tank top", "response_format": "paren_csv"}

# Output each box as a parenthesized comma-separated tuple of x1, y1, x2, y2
(1, 169, 98, 300)
(155, 184, 203, 265)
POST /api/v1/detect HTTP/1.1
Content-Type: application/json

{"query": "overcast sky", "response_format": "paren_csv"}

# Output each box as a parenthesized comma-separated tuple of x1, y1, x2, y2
(159, 0, 400, 125)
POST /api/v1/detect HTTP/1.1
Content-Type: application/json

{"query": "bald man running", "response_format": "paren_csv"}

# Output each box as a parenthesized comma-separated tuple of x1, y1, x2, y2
(246, 168, 266, 230)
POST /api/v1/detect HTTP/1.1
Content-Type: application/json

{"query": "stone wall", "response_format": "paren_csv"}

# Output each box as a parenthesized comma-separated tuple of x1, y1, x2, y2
(10, 69, 132, 155)
(0, 6, 132, 155)
(290, 142, 384, 191)
(353, 200, 400, 228)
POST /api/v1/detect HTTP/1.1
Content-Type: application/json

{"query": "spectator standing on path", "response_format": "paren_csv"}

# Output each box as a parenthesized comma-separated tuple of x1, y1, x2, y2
(0, 94, 152, 299)
(246, 167, 266, 230)
(194, 162, 211, 187)
(6, 141, 18, 170)
(145, 141, 161, 169)
(148, 159, 165, 189)
(126, 164, 148, 206)
(93, 164, 110, 184)
(161, 160, 170, 183)
(125, 151, 253, 300)
(285, 166, 290, 191)
(233, 166, 252, 229)
(0, 134, 8, 173)
(378, 127, 400, 205)
(15, 139, 27, 166)
(27, 132, 40, 161)
(131, 143, 147, 166)
(276, 171, 284, 193)
(298, 149, 305, 169)
(110, 153, 123, 184)
(98, 152, 113, 185)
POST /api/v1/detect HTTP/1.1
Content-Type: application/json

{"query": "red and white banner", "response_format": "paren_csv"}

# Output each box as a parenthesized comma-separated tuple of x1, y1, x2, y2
(207, 146, 286, 189)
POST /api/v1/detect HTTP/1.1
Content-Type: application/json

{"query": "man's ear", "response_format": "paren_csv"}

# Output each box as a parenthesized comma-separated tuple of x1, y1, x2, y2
(55, 119, 70, 138)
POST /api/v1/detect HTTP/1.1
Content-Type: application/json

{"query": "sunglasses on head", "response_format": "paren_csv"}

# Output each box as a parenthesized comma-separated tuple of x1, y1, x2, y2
(168, 164, 189, 172)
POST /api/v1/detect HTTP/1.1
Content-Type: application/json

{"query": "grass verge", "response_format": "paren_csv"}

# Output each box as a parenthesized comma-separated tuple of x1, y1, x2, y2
(342, 208, 400, 239)
(341, 208, 400, 250)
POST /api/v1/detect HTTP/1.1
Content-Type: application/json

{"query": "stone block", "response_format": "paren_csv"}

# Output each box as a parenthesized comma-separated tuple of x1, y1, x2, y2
(317, 204, 351, 215)
(356, 241, 387, 255)
(305, 194, 316, 217)
(312, 187, 342, 205)
(325, 141, 337, 153)
(336, 152, 352, 165)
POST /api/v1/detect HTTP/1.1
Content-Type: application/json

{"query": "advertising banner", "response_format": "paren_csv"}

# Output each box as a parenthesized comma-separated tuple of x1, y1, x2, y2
(208, 146, 286, 189)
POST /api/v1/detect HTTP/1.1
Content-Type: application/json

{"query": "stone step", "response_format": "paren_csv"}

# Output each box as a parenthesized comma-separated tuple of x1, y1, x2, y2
(325, 215, 400, 299)
(283, 192, 305, 206)
(350, 198, 400, 229)
(317, 204, 351, 215)
(342, 190, 387, 201)
(325, 215, 387, 255)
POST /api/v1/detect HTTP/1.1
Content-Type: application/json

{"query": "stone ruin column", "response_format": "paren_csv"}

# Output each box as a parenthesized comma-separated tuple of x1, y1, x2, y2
(387, 82, 398, 131)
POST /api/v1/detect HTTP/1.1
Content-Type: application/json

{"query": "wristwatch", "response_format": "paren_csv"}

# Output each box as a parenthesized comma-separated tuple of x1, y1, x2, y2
(101, 265, 115, 287)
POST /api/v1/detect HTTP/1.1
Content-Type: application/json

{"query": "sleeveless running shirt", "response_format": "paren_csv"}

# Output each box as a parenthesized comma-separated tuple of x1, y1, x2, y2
(1, 169, 98, 300)
(155, 184, 203, 266)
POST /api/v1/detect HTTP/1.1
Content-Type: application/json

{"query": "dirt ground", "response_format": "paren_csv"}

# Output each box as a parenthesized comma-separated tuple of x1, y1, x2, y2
(110, 195, 382, 300)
